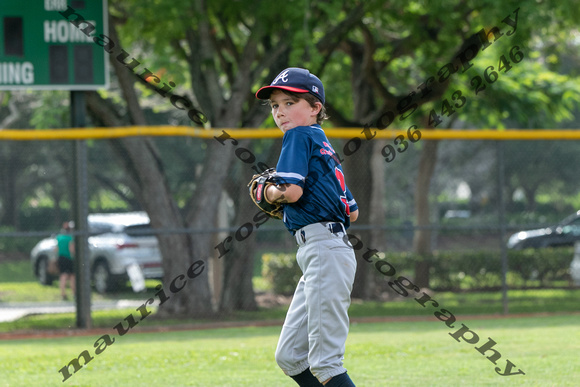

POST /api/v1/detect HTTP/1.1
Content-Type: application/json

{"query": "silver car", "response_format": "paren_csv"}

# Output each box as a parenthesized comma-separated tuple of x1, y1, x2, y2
(30, 212, 163, 293)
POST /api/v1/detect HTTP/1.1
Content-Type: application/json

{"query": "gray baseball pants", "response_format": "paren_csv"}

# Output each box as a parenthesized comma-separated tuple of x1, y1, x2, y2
(275, 222, 356, 383)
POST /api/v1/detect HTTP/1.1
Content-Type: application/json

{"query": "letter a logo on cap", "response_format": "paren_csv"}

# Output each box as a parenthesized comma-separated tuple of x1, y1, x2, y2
(255, 67, 325, 104)
(272, 70, 290, 84)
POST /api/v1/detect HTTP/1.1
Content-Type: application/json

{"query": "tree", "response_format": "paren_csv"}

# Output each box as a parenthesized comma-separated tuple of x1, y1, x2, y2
(313, 0, 580, 289)
(83, 0, 366, 317)
(503, 141, 580, 212)
(0, 92, 75, 228)
(40, 0, 580, 309)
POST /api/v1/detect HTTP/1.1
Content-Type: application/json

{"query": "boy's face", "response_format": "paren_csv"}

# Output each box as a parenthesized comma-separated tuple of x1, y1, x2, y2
(269, 90, 321, 133)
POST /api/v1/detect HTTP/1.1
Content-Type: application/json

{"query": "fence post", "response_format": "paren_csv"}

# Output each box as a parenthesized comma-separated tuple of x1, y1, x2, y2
(71, 90, 92, 329)
(497, 140, 509, 315)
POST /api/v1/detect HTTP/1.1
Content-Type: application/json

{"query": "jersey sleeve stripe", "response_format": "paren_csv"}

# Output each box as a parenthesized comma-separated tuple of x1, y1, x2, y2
(277, 172, 306, 181)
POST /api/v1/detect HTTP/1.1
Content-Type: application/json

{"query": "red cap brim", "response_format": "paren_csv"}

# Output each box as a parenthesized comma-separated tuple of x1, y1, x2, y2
(255, 85, 310, 99)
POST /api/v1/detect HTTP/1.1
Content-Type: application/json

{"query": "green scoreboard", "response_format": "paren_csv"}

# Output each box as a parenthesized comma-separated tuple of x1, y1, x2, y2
(0, 0, 108, 90)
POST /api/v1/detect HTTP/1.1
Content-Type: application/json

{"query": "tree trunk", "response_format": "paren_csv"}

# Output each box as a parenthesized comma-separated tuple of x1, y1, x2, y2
(178, 127, 240, 314)
(331, 36, 378, 300)
(0, 97, 24, 227)
(84, 16, 224, 318)
(85, 87, 216, 317)
(52, 190, 64, 228)
(96, 12, 285, 317)
(0, 148, 20, 227)
(367, 139, 387, 297)
(218, 138, 282, 312)
(114, 137, 216, 317)
(524, 187, 537, 212)
(412, 140, 439, 289)
(347, 144, 375, 300)
(219, 177, 259, 313)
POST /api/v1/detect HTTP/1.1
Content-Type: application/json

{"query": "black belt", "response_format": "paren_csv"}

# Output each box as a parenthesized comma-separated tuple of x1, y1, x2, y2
(293, 222, 344, 235)
(295, 222, 345, 245)
(326, 222, 345, 234)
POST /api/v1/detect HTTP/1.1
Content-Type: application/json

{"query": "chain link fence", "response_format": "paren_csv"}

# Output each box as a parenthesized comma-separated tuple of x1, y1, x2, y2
(0, 130, 579, 315)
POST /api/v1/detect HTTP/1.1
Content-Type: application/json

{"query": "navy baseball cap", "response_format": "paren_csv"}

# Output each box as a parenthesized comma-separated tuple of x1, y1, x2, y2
(256, 68, 325, 104)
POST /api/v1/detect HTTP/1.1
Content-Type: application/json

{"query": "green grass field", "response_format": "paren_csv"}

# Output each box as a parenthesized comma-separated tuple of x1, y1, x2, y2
(1, 260, 579, 385)
(0, 259, 163, 303)
(2, 287, 580, 333)
(0, 313, 578, 386)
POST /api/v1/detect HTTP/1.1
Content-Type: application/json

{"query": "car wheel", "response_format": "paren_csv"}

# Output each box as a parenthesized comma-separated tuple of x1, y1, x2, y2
(37, 256, 54, 286)
(93, 260, 113, 294)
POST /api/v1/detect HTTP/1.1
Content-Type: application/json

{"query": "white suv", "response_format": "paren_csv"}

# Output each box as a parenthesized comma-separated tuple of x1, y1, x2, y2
(30, 212, 163, 293)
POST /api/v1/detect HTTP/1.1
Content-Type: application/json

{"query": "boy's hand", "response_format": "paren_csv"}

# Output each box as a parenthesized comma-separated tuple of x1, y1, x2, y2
(248, 169, 283, 220)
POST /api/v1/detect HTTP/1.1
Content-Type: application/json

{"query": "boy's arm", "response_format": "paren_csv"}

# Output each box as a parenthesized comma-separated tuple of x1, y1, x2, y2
(350, 209, 359, 222)
(265, 183, 303, 204)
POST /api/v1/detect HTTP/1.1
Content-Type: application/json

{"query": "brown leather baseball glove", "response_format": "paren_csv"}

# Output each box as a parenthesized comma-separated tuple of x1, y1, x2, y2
(248, 168, 283, 220)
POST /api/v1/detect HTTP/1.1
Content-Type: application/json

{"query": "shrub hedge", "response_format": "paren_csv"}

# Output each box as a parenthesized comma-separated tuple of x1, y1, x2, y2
(0, 227, 39, 254)
(261, 247, 576, 293)
(261, 253, 303, 295)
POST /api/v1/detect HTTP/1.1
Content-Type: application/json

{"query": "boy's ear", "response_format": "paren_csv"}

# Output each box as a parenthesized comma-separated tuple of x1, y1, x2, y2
(312, 102, 322, 115)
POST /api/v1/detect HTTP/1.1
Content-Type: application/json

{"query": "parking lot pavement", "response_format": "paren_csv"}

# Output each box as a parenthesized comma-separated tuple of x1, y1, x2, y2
(0, 300, 146, 323)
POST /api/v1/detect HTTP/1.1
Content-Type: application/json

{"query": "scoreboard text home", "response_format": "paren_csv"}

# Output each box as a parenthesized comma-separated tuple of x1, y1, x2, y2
(0, 0, 108, 90)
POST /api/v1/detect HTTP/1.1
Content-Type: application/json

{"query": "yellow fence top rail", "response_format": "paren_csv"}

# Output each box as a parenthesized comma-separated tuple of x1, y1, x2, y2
(1, 126, 580, 140)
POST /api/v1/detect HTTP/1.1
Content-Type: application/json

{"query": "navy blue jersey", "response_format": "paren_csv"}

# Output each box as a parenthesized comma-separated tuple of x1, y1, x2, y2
(275, 124, 358, 232)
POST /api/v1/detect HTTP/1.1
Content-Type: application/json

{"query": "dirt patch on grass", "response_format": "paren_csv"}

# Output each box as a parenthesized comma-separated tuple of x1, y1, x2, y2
(2, 311, 578, 341)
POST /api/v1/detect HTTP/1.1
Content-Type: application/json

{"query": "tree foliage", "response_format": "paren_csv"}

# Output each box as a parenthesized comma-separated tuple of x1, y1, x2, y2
(1, 0, 579, 303)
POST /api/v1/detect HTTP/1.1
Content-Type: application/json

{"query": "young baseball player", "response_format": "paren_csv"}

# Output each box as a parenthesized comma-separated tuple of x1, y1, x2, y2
(256, 68, 359, 387)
